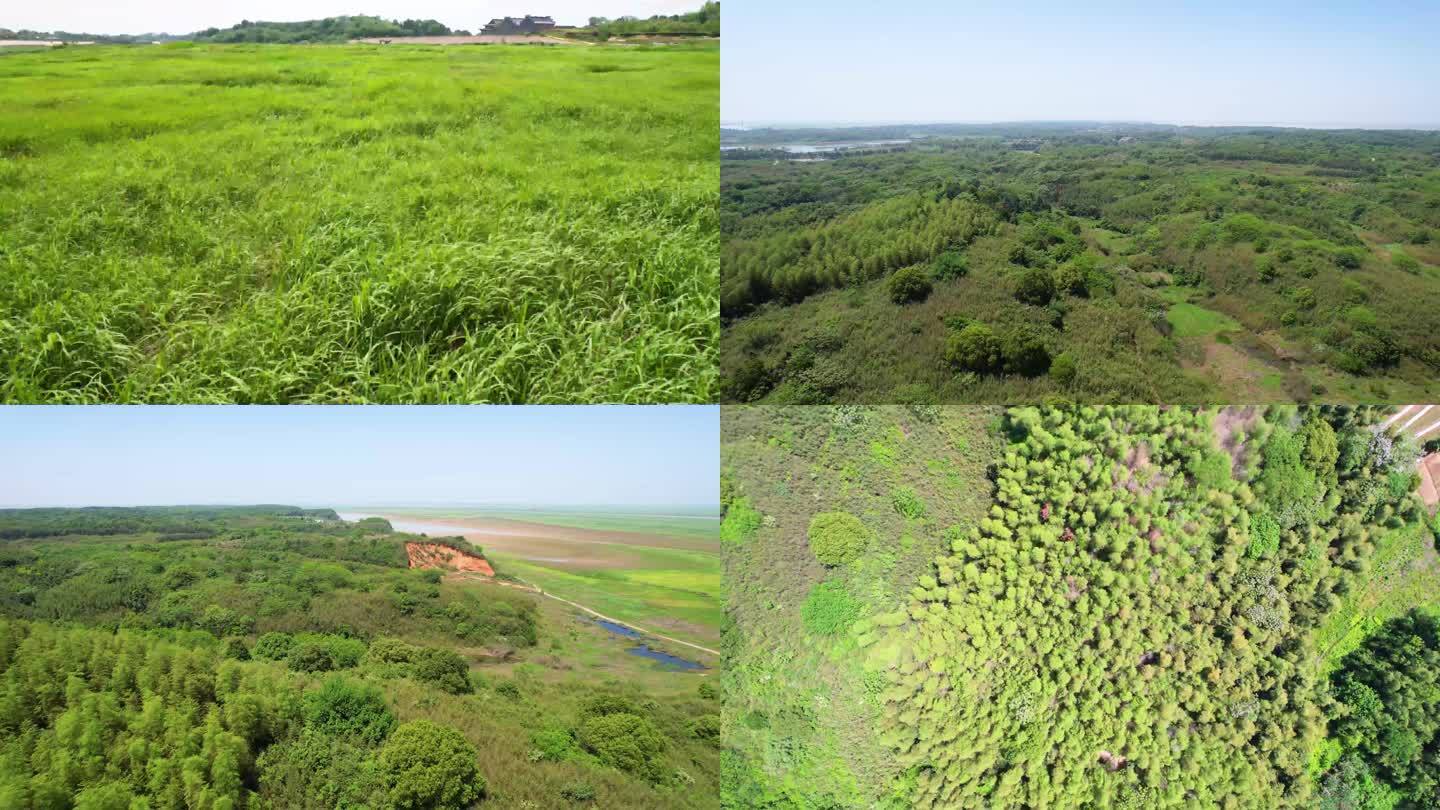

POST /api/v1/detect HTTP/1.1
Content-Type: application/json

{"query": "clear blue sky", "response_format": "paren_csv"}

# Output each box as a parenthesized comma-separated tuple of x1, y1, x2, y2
(722, 0, 1440, 128)
(0, 406, 718, 509)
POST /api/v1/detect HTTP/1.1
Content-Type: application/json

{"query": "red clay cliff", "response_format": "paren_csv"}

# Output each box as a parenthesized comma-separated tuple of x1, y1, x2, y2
(405, 541, 495, 577)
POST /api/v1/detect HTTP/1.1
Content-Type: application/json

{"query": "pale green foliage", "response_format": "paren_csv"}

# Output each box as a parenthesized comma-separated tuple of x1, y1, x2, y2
(808, 512, 870, 565)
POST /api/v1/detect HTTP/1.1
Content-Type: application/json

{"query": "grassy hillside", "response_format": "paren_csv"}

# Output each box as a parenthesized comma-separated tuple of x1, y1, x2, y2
(0, 507, 719, 808)
(721, 126, 1440, 403)
(0, 41, 718, 403)
(720, 405, 1440, 808)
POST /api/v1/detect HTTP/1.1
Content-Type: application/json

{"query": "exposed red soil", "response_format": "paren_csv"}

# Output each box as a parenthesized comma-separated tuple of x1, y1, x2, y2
(405, 542, 494, 577)
(1417, 453, 1440, 510)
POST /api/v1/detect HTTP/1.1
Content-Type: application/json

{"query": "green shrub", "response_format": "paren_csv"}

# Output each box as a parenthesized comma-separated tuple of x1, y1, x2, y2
(413, 647, 472, 694)
(1300, 417, 1340, 475)
(577, 712, 667, 783)
(726, 358, 774, 403)
(689, 714, 720, 743)
(945, 323, 1003, 373)
(1050, 352, 1077, 387)
(253, 631, 296, 660)
(287, 642, 337, 673)
(891, 487, 927, 519)
(1248, 511, 1280, 559)
(366, 636, 419, 665)
(304, 676, 396, 745)
(932, 250, 969, 281)
(375, 720, 485, 809)
(721, 497, 763, 547)
(1334, 248, 1364, 269)
(531, 728, 578, 762)
(1002, 326, 1051, 376)
(1054, 261, 1089, 296)
(1392, 251, 1421, 274)
(888, 266, 933, 304)
(807, 512, 870, 565)
(801, 581, 862, 636)
(1014, 268, 1055, 305)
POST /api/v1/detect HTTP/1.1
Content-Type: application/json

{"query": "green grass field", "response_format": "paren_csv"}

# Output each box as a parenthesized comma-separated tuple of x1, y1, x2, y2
(0, 42, 717, 402)
(1166, 301, 1242, 338)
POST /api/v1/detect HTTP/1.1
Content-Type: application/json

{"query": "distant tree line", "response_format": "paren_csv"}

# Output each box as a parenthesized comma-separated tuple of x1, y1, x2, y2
(192, 16, 467, 43)
(579, 2, 719, 39)
(0, 28, 174, 43)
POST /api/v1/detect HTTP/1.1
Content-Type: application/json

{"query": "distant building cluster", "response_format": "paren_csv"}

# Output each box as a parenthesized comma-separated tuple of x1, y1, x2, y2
(480, 15, 556, 35)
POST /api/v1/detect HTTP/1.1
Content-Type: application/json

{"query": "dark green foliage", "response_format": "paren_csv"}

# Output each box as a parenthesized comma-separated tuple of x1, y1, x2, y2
(1259, 427, 1322, 527)
(1001, 326, 1051, 376)
(304, 676, 396, 745)
(932, 250, 969, 281)
(887, 266, 933, 304)
(194, 16, 460, 43)
(1318, 756, 1400, 810)
(1049, 352, 1077, 387)
(287, 641, 337, 672)
(689, 714, 720, 743)
(375, 720, 486, 809)
(807, 512, 870, 565)
(1327, 610, 1440, 808)
(412, 647, 472, 694)
(1013, 267, 1055, 305)
(577, 712, 667, 783)
(946, 323, 1003, 373)
(800, 581, 861, 636)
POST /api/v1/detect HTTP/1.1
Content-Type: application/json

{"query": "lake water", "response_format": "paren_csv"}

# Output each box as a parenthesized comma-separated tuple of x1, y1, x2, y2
(593, 619, 705, 669)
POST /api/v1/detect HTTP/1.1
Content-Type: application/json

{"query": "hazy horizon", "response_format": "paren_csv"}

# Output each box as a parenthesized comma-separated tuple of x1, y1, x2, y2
(1, 406, 718, 509)
(4, 0, 700, 35)
(720, 119, 1440, 132)
(723, 1, 1440, 130)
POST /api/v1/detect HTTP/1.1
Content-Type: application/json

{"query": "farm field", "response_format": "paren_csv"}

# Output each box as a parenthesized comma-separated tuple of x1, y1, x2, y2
(0, 505, 720, 808)
(721, 125, 1440, 404)
(351, 509, 722, 650)
(721, 404, 1440, 808)
(0, 40, 718, 403)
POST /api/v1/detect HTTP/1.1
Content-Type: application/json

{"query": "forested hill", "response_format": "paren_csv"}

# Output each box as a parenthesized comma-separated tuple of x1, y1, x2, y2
(721, 125, 1440, 403)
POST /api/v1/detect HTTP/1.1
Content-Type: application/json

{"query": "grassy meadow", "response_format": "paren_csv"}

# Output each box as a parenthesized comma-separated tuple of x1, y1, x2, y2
(0, 41, 717, 402)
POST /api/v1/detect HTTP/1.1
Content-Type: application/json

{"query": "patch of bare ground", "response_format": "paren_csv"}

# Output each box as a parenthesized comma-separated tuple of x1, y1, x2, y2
(1213, 406, 1261, 477)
